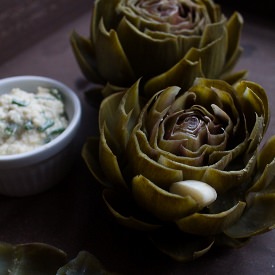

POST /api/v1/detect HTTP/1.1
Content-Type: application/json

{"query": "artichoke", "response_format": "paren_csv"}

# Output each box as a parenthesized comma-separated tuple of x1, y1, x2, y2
(71, 0, 245, 98)
(82, 77, 275, 262)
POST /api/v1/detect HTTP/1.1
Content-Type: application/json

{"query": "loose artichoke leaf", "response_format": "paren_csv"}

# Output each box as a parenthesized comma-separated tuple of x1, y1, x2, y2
(132, 175, 199, 221)
(103, 189, 162, 231)
(116, 16, 180, 78)
(95, 19, 136, 86)
(225, 193, 275, 238)
(144, 58, 204, 98)
(149, 227, 215, 262)
(70, 31, 104, 83)
(176, 201, 246, 235)
(82, 137, 112, 188)
(0, 242, 67, 275)
(127, 130, 183, 189)
(57, 251, 114, 275)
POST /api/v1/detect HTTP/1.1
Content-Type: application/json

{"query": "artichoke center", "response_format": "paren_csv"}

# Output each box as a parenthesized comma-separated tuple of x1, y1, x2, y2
(163, 110, 225, 154)
(138, 0, 195, 24)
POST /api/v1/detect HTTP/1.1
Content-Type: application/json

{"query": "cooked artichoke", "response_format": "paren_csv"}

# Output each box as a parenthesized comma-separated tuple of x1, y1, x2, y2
(71, 0, 245, 97)
(82, 77, 275, 261)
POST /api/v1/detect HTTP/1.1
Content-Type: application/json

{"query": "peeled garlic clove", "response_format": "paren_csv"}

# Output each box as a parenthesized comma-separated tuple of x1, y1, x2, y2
(169, 180, 217, 208)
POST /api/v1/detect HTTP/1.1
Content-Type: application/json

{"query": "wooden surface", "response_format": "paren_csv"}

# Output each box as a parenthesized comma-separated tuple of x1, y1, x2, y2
(0, 3, 275, 275)
(0, 0, 93, 64)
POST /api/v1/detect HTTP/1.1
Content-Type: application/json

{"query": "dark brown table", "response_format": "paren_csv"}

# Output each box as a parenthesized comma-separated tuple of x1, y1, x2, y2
(0, 6, 275, 275)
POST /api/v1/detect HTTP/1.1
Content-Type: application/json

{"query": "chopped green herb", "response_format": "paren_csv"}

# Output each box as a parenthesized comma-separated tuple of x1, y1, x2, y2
(38, 119, 54, 132)
(5, 123, 18, 136)
(12, 99, 29, 107)
(49, 88, 63, 101)
(24, 120, 34, 130)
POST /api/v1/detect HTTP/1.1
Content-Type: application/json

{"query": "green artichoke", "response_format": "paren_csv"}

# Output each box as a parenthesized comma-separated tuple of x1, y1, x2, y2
(82, 77, 275, 262)
(71, 0, 245, 98)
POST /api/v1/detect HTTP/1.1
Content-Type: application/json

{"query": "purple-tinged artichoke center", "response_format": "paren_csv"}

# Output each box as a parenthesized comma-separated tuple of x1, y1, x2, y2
(137, 0, 196, 25)
(163, 110, 225, 153)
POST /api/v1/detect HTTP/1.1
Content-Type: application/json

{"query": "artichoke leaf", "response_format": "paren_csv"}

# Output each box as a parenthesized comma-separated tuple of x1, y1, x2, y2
(132, 175, 199, 221)
(99, 92, 124, 137)
(116, 16, 180, 78)
(99, 127, 128, 190)
(103, 189, 161, 231)
(176, 201, 246, 235)
(95, 19, 136, 86)
(221, 69, 247, 86)
(70, 31, 103, 83)
(225, 193, 275, 238)
(0, 242, 67, 275)
(57, 251, 114, 275)
(144, 58, 204, 98)
(257, 135, 275, 173)
(91, 0, 121, 41)
(127, 130, 183, 189)
(201, 153, 257, 193)
(235, 81, 269, 133)
(185, 33, 227, 79)
(100, 80, 141, 149)
(199, 17, 226, 48)
(247, 136, 275, 194)
(225, 12, 243, 64)
(82, 137, 113, 188)
(149, 227, 215, 262)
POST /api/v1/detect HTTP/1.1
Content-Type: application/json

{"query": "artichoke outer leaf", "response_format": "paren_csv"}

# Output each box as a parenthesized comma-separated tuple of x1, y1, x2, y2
(176, 201, 246, 235)
(201, 153, 257, 193)
(257, 135, 275, 174)
(132, 175, 199, 221)
(57, 251, 114, 275)
(247, 136, 275, 194)
(103, 189, 162, 231)
(95, 19, 136, 86)
(127, 131, 183, 189)
(144, 58, 204, 98)
(91, 0, 121, 41)
(70, 31, 103, 83)
(225, 12, 243, 63)
(234, 81, 269, 133)
(99, 127, 128, 190)
(199, 18, 226, 48)
(185, 33, 227, 79)
(224, 193, 275, 238)
(221, 69, 247, 86)
(149, 227, 215, 262)
(82, 137, 112, 188)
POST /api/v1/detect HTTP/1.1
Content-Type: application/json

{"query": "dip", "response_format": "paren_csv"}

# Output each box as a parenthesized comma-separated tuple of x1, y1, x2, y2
(0, 86, 68, 155)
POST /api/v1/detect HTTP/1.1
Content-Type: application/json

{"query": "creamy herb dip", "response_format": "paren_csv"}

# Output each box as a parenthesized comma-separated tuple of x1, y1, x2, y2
(0, 87, 68, 155)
